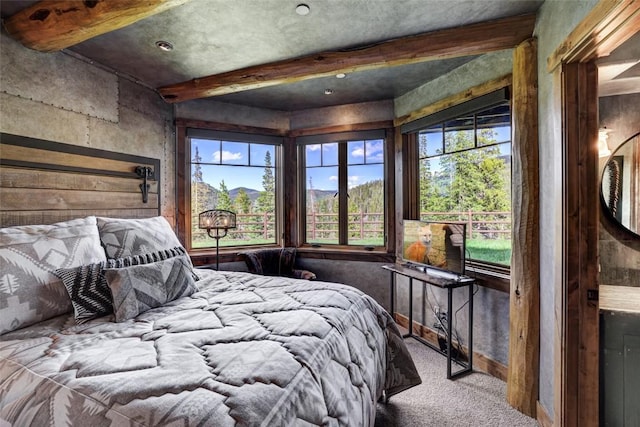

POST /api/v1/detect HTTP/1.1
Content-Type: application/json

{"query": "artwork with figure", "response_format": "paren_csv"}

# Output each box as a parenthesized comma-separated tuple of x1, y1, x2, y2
(402, 220, 467, 274)
(403, 222, 447, 268)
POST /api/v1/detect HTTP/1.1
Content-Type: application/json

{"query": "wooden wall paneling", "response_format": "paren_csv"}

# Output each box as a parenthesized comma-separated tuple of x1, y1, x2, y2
(1, 144, 148, 175)
(506, 37, 540, 418)
(1, 167, 158, 194)
(0, 134, 158, 175)
(559, 61, 600, 427)
(0, 210, 157, 227)
(0, 133, 160, 227)
(0, 188, 158, 210)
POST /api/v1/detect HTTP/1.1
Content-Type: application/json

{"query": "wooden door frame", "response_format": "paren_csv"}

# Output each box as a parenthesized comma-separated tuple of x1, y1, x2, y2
(549, 1, 640, 425)
(559, 59, 600, 427)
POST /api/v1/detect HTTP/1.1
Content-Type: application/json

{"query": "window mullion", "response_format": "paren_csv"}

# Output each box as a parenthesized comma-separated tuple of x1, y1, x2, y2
(338, 142, 349, 245)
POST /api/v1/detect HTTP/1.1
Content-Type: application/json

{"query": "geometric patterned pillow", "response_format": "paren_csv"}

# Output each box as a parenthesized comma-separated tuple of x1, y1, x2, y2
(96, 216, 187, 260)
(106, 248, 169, 268)
(0, 216, 107, 334)
(104, 255, 198, 322)
(55, 246, 196, 324)
(106, 246, 197, 280)
(55, 263, 112, 324)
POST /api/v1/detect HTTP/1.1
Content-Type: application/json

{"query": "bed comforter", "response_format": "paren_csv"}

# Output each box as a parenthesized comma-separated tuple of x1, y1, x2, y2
(0, 269, 420, 426)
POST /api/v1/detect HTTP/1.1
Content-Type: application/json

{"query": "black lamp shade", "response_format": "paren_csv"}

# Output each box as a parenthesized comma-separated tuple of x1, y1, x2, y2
(198, 209, 237, 230)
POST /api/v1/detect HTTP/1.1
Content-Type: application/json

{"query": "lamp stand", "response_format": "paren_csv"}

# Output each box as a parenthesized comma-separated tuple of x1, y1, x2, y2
(198, 209, 236, 271)
(207, 228, 228, 270)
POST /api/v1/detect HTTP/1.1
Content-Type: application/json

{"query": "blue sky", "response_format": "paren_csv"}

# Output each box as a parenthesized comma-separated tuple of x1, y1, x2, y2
(305, 140, 384, 191)
(191, 138, 386, 192)
(192, 139, 274, 190)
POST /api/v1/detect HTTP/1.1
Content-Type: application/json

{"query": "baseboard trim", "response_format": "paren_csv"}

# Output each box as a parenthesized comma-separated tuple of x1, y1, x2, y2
(393, 312, 508, 381)
(536, 401, 552, 427)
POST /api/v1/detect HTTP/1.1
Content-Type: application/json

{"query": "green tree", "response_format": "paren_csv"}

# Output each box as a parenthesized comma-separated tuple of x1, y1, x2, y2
(191, 146, 217, 244)
(418, 133, 447, 214)
(234, 188, 252, 214)
(217, 180, 233, 210)
(255, 151, 275, 214)
(420, 128, 509, 223)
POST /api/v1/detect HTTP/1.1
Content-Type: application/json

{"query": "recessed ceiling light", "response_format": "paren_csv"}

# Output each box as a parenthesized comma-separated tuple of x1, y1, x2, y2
(155, 40, 174, 52)
(324, 88, 334, 95)
(296, 4, 310, 16)
(336, 73, 346, 79)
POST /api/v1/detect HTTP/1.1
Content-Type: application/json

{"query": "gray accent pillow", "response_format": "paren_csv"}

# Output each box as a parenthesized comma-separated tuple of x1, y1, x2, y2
(96, 216, 187, 260)
(0, 216, 107, 334)
(104, 255, 198, 322)
(106, 246, 196, 276)
(56, 246, 197, 324)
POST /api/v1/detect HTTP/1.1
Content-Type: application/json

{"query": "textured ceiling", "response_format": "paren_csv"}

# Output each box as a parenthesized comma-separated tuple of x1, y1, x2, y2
(7, 0, 635, 111)
(1, 0, 543, 110)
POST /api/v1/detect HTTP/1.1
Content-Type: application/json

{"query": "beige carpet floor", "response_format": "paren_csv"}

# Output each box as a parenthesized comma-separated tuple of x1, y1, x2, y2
(375, 338, 539, 426)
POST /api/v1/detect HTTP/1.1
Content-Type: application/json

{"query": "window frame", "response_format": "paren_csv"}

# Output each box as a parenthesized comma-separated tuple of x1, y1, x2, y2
(176, 120, 286, 258)
(296, 128, 393, 252)
(401, 88, 513, 277)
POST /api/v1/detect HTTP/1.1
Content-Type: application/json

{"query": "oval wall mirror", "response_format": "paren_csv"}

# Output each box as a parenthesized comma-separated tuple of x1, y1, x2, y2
(601, 131, 640, 237)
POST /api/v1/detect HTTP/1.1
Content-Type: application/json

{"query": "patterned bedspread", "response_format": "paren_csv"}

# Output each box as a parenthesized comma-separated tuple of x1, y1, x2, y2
(0, 270, 420, 426)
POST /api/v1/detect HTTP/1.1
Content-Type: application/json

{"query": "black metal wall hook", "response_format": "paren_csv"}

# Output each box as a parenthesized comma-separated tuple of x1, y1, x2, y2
(135, 166, 154, 203)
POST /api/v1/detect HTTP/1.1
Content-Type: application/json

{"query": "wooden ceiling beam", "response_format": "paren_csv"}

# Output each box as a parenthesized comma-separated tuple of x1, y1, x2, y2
(2, 0, 190, 52)
(158, 13, 536, 103)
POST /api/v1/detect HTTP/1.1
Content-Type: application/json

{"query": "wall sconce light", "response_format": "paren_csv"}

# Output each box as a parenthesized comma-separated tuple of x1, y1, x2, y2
(598, 128, 612, 158)
(198, 209, 237, 270)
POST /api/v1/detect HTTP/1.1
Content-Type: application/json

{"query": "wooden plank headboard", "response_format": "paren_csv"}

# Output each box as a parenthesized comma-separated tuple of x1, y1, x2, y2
(0, 133, 161, 227)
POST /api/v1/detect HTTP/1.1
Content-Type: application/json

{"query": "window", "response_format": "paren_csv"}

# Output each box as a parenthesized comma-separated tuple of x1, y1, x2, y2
(300, 130, 386, 248)
(187, 130, 281, 249)
(408, 91, 512, 266)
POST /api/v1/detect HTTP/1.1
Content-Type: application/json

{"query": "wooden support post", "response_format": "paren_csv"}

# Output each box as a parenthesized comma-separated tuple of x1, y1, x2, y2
(507, 37, 540, 417)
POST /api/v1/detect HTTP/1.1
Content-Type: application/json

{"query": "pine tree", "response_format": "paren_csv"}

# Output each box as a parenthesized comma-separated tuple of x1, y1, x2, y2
(235, 188, 252, 214)
(255, 151, 275, 216)
(217, 180, 233, 210)
(191, 146, 217, 245)
(419, 128, 510, 227)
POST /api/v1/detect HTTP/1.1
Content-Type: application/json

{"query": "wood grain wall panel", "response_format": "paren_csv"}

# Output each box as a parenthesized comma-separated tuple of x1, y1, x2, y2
(1, 144, 154, 176)
(1, 167, 158, 194)
(0, 133, 160, 226)
(1, 209, 158, 227)
(0, 188, 158, 211)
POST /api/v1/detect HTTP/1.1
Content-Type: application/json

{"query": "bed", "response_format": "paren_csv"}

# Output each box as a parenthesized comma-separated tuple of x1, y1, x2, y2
(0, 216, 420, 426)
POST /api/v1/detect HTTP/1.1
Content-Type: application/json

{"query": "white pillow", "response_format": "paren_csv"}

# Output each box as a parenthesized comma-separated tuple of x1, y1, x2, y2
(0, 216, 106, 334)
